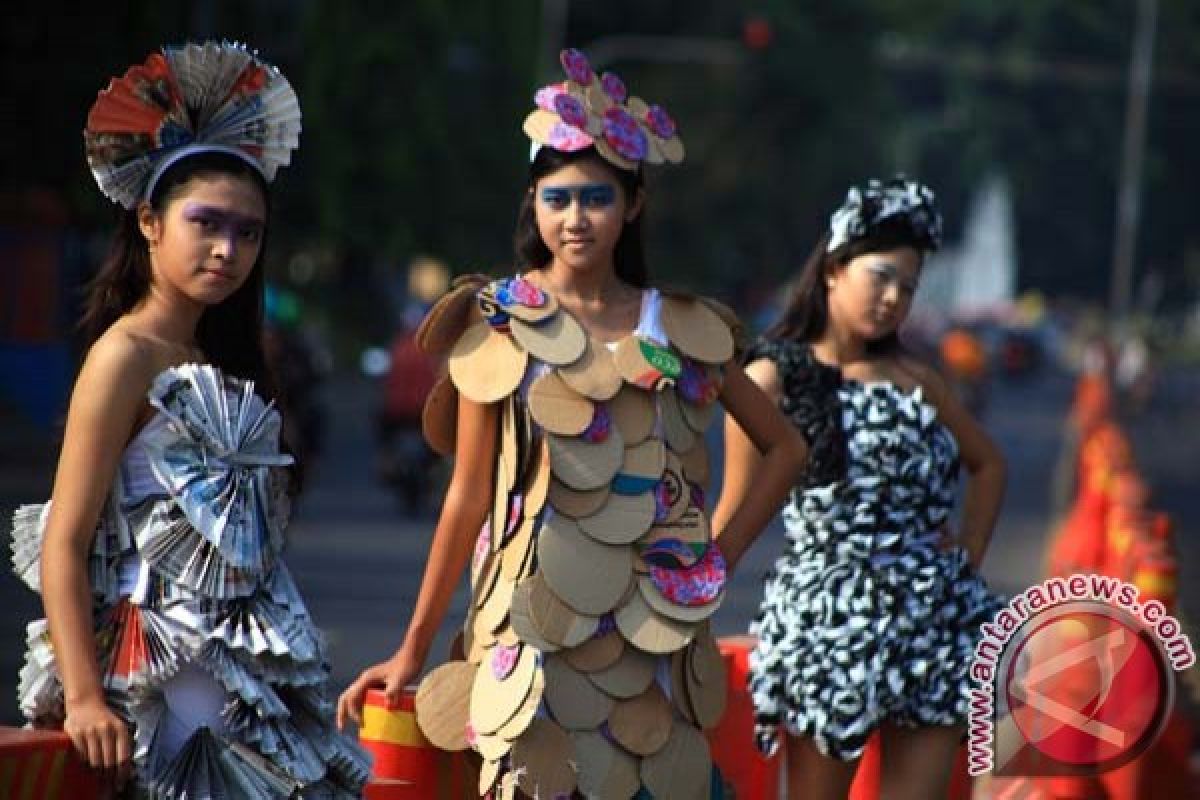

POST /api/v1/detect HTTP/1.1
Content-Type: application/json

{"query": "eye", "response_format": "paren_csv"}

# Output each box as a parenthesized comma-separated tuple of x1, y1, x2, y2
(239, 226, 262, 243)
(540, 190, 569, 210)
(581, 187, 616, 208)
(193, 216, 218, 231)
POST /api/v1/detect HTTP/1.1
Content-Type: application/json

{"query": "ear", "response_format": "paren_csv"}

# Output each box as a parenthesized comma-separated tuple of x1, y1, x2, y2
(136, 202, 162, 249)
(624, 187, 646, 223)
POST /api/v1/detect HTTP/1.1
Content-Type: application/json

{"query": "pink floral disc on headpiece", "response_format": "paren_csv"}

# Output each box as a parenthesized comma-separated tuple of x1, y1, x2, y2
(553, 93, 590, 131)
(602, 107, 649, 162)
(546, 121, 593, 152)
(560, 48, 594, 85)
(600, 72, 627, 103)
(534, 82, 569, 112)
(645, 105, 677, 140)
(650, 542, 726, 607)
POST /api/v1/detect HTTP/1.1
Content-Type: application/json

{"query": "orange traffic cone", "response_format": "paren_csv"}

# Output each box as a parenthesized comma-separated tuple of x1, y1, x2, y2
(709, 635, 782, 799)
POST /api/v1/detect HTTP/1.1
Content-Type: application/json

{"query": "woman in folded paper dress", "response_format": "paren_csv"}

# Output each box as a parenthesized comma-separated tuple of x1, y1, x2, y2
(11, 42, 368, 798)
(338, 49, 807, 799)
(715, 178, 1007, 799)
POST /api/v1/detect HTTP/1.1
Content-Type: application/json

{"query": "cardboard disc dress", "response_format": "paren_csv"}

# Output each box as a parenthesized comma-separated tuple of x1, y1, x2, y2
(415, 276, 741, 799)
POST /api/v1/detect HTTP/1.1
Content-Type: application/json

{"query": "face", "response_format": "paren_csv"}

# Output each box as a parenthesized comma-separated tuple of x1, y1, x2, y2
(826, 246, 922, 341)
(138, 173, 267, 308)
(532, 159, 642, 273)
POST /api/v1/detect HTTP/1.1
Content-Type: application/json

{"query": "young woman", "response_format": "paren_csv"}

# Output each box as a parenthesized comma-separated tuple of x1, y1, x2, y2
(338, 49, 807, 798)
(715, 178, 1007, 799)
(11, 42, 367, 797)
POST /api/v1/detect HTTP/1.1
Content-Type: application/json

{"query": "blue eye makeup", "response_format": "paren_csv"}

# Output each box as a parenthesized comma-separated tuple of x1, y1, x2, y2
(580, 185, 615, 207)
(538, 184, 617, 209)
(866, 263, 919, 294)
(182, 204, 265, 241)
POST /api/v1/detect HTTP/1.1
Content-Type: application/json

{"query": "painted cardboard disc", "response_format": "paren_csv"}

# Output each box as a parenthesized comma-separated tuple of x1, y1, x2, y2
(681, 393, 718, 434)
(509, 576, 561, 654)
(523, 572, 599, 649)
(543, 654, 614, 730)
(511, 718, 578, 799)
(660, 294, 734, 365)
(475, 573, 516, 635)
(578, 491, 657, 546)
(538, 514, 633, 616)
(510, 309, 587, 366)
(615, 589, 694, 655)
(500, 397, 520, 492)
(471, 542, 502, 606)
(547, 425, 623, 491)
(559, 338, 623, 401)
(416, 281, 481, 355)
(637, 574, 722, 624)
(571, 731, 641, 799)
(612, 439, 666, 496)
(469, 642, 538, 736)
(421, 373, 458, 457)
(548, 478, 610, 519)
(678, 440, 710, 487)
(414, 660, 477, 751)
(471, 611, 498, 651)
(640, 720, 712, 800)
(499, 277, 559, 324)
(478, 756, 502, 797)
(657, 452, 690, 525)
(500, 517, 537, 583)
(528, 371, 594, 436)
(496, 664, 545, 740)
(608, 383, 656, 446)
(448, 322, 528, 404)
(522, 439, 552, 518)
(659, 389, 697, 454)
(613, 335, 670, 390)
(562, 629, 625, 673)
(608, 684, 673, 756)
(587, 643, 657, 699)
(495, 624, 520, 648)
(638, 507, 711, 570)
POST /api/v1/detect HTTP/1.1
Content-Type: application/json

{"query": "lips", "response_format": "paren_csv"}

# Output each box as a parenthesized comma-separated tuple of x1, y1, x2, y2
(200, 268, 237, 281)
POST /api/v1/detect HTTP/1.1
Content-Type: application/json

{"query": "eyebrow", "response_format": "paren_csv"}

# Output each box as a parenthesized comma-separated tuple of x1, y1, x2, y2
(539, 183, 615, 196)
(869, 261, 920, 288)
(181, 203, 265, 227)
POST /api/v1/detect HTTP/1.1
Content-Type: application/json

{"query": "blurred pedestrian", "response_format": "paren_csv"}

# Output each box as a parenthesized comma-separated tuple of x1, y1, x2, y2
(337, 48, 805, 797)
(8, 42, 366, 797)
(716, 177, 1007, 799)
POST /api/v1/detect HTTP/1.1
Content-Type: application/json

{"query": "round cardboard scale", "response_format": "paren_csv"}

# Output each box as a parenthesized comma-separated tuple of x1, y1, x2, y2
(613, 335, 666, 390)
(448, 322, 528, 404)
(537, 514, 633, 616)
(660, 295, 735, 366)
(658, 452, 690, 524)
(640, 720, 712, 800)
(500, 397, 519, 492)
(469, 643, 538, 736)
(685, 631, 727, 729)
(475, 573, 516, 635)
(547, 426, 623, 491)
(587, 643, 657, 699)
(416, 282, 480, 355)
(523, 572, 599, 649)
(474, 728, 512, 762)
(571, 730, 642, 799)
(511, 718, 578, 799)
(659, 389, 697, 454)
(414, 660, 477, 751)
(528, 371, 594, 436)
(670, 648, 698, 726)
(509, 576, 561, 654)
(608, 384, 656, 446)
(559, 338, 623, 401)
(421, 374, 458, 457)
(490, 465, 511, 552)
(617, 439, 667, 491)
(478, 757, 502, 797)
(608, 683, 673, 756)
(500, 517, 537, 583)
(495, 624, 520, 648)
(543, 654, 614, 730)
(522, 440, 552, 518)
(562, 629, 625, 673)
(615, 588, 695, 655)
(679, 441, 710, 487)
(637, 574, 723, 624)
(496, 665, 544, 740)
(548, 478, 610, 519)
(578, 491, 657, 545)
(501, 285, 559, 324)
(681, 395, 718, 434)
(471, 544, 502, 606)
(510, 309, 587, 366)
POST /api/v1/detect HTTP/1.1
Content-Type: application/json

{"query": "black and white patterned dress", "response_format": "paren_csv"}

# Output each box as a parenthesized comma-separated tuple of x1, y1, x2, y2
(746, 339, 1004, 761)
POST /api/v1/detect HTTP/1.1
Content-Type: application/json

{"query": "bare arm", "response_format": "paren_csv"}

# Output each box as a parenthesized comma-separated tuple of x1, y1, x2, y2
(338, 392, 497, 726)
(712, 361, 807, 571)
(41, 333, 149, 771)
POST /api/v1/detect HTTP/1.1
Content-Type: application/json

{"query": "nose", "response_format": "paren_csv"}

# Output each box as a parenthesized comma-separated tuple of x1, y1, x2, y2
(211, 233, 237, 260)
(879, 280, 901, 308)
(566, 199, 589, 229)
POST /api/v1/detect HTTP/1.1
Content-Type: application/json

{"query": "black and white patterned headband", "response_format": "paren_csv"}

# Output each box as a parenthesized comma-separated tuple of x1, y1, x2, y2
(826, 176, 942, 253)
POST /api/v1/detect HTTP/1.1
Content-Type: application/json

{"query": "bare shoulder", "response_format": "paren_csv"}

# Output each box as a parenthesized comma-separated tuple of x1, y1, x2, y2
(742, 357, 783, 401)
(72, 327, 162, 415)
(895, 353, 949, 405)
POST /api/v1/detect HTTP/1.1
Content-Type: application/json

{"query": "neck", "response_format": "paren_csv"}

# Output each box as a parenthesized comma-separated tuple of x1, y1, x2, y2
(539, 257, 624, 305)
(812, 322, 867, 366)
(128, 282, 205, 347)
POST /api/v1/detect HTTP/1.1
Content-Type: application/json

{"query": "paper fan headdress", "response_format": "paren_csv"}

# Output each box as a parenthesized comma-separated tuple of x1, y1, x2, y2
(523, 48, 685, 171)
(84, 41, 302, 209)
(827, 176, 942, 253)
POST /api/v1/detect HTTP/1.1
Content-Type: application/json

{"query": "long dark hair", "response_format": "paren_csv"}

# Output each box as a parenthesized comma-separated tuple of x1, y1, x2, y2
(80, 151, 274, 391)
(513, 146, 648, 288)
(766, 217, 930, 355)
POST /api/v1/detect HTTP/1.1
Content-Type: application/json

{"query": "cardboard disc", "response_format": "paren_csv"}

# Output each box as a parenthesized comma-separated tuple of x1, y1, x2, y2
(615, 589, 694, 655)
(543, 654, 615, 730)
(613, 439, 666, 496)
(640, 720, 712, 800)
(548, 478, 610, 519)
(500, 278, 559, 324)
(538, 514, 633, 616)
(678, 441, 710, 487)
(478, 757, 502, 797)
(658, 452, 690, 524)
(571, 731, 642, 799)
(587, 644, 657, 699)
(416, 282, 481, 355)
(637, 574, 723, 624)
(609, 384, 656, 446)
(528, 371, 594, 436)
(522, 572, 599, 648)
(670, 648, 698, 725)
(448, 322, 528, 404)
(522, 439, 552, 518)
(474, 728, 512, 761)
(469, 643, 538, 736)
(496, 664, 545, 740)
(578, 491, 657, 545)
(638, 508, 711, 570)
(475, 573, 516, 635)
(562, 629, 625, 673)
(500, 517, 537, 583)
(608, 684, 673, 756)
(660, 295, 734, 365)
(559, 338, 623, 401)
(471, 544, 502, 606)
(510, 309, 587, 366)
(415, 660, 478, 751)
(659, 389, 697, 454)
(511, 718, 578, 799)
(509, 576, 561, 654)
(681, 394, 718, 434)
(495, 624, 520, 648)
(421, 373, 458, 456)
(685, 629, 727, 729)
(491, 465, 512, 551)
(547, 426, 623, 491)
(500, 397, 520, 492)
(614, 335, 682, 390)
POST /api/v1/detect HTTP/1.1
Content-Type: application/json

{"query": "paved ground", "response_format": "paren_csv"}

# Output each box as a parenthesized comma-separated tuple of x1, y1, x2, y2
(2, 363, 1197, 734)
